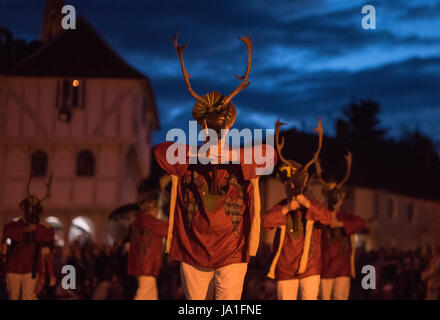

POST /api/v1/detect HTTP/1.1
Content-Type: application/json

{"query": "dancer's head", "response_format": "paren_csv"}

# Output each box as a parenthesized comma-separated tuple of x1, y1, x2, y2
(20, 172, 52, 224)
(275, 119, 324, 198)
(315, 152, 352, 211)
(174, 34, 252, 137)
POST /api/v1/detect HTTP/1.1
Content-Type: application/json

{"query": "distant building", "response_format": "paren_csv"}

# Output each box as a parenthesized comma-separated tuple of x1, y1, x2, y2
(261, 177, 440, 251)
(260, 129, 440, 252)
(0, 0, 159, 250)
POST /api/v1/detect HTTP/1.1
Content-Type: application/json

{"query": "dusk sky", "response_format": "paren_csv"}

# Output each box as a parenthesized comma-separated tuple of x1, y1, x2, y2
(1, 0, 439, 145)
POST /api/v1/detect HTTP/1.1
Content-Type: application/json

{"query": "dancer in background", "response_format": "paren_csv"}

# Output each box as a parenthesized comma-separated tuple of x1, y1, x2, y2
(127, 176, 169, 300)
(1, 173, 55, 300)
(315, 153, 366, 300)
(263, 119, 332, 300)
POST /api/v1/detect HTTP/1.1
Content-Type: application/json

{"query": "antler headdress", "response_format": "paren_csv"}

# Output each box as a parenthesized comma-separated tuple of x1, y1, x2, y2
(174, 34, 252, 134)
(315, 152, 352, 208)
(20, 171, 53, 218)
(275, 118, 324, 194)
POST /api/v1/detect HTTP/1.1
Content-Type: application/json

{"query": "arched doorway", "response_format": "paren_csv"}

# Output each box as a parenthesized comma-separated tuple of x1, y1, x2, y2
(44, 216, 65, 247)
(106, 204, 139, 246)
(69, 216, 95, 246)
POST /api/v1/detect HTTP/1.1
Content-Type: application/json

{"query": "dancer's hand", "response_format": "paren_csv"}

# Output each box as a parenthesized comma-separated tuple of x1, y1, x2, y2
(330, 211, 344, 228)
(282, 198, 300, 215)
(159, 174, 171, 191)
(296, 194, 311, 208)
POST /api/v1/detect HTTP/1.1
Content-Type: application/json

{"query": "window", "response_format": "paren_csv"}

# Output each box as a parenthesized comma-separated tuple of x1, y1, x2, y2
(387, 198, 394, 220)
(407, 203, 414, 222)
(76, 150, 95, 177)
(373, 193, 379, 219)
(57, 79, 86, 110)
(31, 150, 48, 176)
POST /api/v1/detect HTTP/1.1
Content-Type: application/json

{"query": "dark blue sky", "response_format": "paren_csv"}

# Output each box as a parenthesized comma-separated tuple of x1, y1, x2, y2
(1, 0, 439, 145)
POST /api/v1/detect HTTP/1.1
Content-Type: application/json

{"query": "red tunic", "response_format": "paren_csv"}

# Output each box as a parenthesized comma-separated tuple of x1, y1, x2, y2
(127, 212, 169, 277)
(153, 142, 276, 269)
(321, 210, 366, 279)
(263, 199, 332, 280)
(2, 219, 54, 275)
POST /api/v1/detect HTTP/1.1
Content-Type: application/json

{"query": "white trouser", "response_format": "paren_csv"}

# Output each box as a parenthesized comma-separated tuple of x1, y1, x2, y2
(180, 262, 248, 300)
(320, 276, 351, 300)
(6, 273, 38, 300)
(277, 275, 321, 300)
(134, 275, 158, 300)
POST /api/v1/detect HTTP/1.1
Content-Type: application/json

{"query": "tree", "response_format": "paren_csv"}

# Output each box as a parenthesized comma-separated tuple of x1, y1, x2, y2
(399, 129, 440, 171)
(0, 27, 42, 73)
(336, 99, 385, 143)
(334, 99, 440, 199)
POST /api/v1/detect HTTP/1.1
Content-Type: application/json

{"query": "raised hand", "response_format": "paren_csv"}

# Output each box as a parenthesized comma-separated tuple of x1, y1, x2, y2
(330, 211, 344, 228)
(282, 198, 300, 215)
(296, 194, 311, 208)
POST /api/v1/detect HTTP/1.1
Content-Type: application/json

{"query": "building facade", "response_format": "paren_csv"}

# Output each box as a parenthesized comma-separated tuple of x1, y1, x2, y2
(0, 2, 159, 249)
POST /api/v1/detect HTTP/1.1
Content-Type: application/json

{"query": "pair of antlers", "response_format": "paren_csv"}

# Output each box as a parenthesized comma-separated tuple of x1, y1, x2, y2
(315, 152, 352, 190)
(173, 33, 252, 106)
(275, 118, 324, 175)
(26, 171, 53, 203)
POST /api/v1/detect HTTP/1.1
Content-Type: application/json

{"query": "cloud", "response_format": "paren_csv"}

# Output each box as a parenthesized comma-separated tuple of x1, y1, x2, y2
(1, 0, 439, 144)
(152, 55, 440, 143)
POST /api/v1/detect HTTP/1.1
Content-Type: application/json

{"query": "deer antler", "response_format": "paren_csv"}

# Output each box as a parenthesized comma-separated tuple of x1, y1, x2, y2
(26, 170, 33, 197)
(40, 172, 53, 203)
(315, 159, 329, 186)
(222, 34, 253, 107)
(302, 119, 324, 172)
(275, 119, 301, 174)
(173, 34, 207, 104)
(336, 152, 352, 189)
(275, 119, 286, 162)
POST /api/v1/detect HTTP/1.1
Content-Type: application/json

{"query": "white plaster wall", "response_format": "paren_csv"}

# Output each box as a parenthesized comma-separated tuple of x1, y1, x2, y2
(353, 188, 440, 250)
(259, 176, 440, 251)
(0, 76, 156, 244)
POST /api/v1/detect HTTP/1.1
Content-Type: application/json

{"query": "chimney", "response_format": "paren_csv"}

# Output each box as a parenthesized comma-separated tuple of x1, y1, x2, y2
(41, 0, 64, 44)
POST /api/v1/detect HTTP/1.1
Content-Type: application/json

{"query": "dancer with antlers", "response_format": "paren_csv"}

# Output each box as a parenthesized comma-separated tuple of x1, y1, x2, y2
(153, 34, 275, 300)
(1, 172, 55, 300)
(315, 153, 366, 300)
(126, 174, 170, 300)
(262, 119, 332, 300)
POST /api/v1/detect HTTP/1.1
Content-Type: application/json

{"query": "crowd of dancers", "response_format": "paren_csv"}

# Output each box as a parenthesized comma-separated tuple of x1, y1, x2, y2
(1, 34, 439, 300)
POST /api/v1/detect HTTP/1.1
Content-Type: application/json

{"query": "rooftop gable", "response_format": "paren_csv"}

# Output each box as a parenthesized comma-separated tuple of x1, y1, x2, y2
(9, 16, 145, 79)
